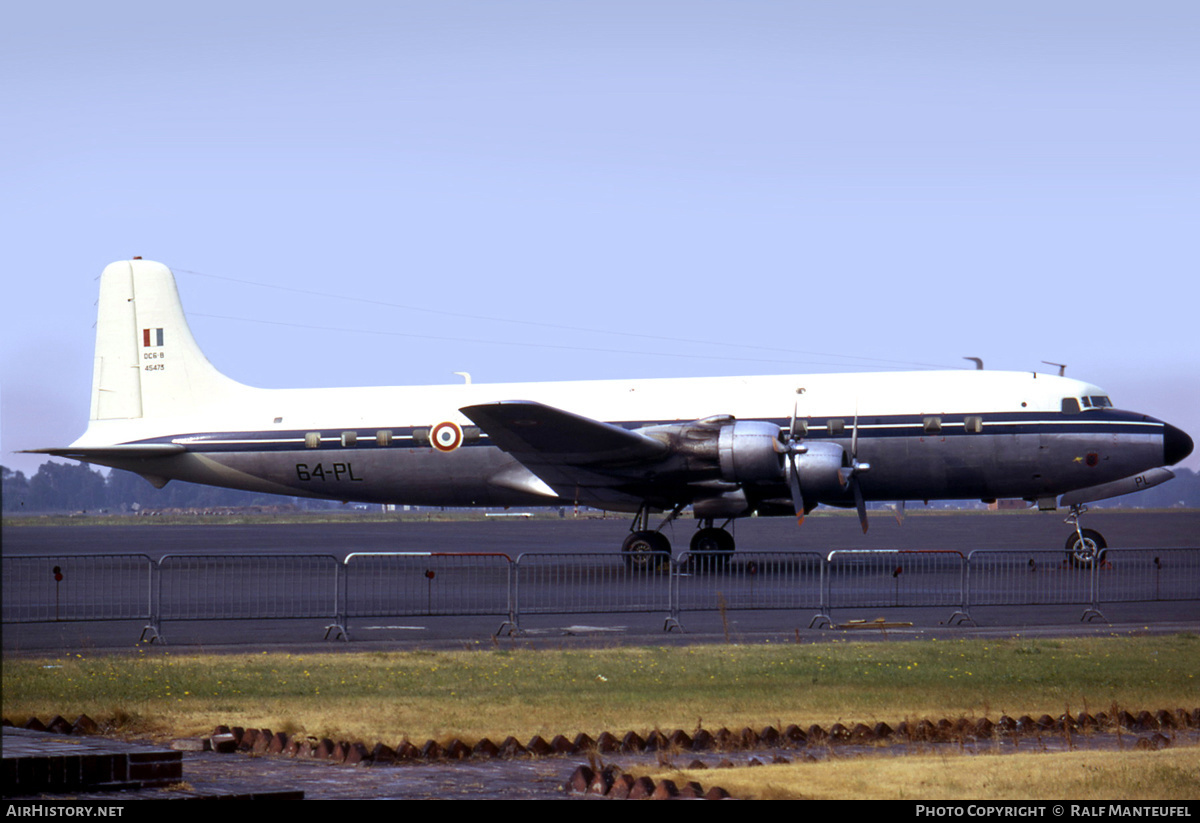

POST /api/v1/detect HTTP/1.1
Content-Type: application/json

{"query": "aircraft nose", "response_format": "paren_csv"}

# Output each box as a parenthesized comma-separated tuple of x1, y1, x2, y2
(1163, 423, 1194, 466)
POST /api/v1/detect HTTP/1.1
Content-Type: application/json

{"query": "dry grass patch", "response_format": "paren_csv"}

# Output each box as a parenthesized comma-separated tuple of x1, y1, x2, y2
(655, 746, 1200, 800)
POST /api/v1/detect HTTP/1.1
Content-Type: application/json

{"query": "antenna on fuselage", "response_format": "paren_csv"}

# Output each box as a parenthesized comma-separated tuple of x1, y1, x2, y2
(963, 357, 984, 370)
(453, 372, 472, 384)
(1041, 361, 1067, 376)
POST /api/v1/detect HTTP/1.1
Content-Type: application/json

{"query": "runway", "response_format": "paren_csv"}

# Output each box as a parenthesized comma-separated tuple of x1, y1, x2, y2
(6, 509, 1200, 559)
(3, 510, 1198, 652)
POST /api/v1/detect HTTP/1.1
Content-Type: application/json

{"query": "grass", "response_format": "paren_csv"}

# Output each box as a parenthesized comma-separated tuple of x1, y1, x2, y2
(3, 635, 1197, 745)
(654, 747, 1200, 800)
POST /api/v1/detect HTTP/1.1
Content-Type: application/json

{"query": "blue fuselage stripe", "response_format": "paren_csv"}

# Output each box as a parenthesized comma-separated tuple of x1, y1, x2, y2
(123, 411, 1164, 453)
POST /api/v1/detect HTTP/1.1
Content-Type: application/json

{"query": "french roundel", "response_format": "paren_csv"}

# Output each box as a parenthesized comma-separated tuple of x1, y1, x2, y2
(430, 421, 463, 452)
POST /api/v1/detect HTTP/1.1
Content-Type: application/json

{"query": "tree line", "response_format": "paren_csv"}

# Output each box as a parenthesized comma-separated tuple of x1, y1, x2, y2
(1, 461, 339, 514)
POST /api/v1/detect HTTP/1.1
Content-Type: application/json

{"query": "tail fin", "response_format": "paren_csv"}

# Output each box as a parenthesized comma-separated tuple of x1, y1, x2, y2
(90, 259, 246, 420)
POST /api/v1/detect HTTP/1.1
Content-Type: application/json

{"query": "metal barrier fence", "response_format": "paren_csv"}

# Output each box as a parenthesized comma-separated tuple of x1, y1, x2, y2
(343, 552, 512, 617)
(149, 554, 342, 642)
(821, 550, 968, 627)
(3, 547, 1197, 641)
(1, 555, 154, 624)
(511, 552, 673, 633)
(672, 551, 823, 616)
(965, 551, 1097, 608)
(1095, 548, 1200, 605)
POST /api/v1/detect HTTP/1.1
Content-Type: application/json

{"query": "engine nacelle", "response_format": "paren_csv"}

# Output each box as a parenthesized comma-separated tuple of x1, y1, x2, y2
(789, 440, 852, 497)
(718, 421, 784, 484)
(639, 417, 852, 506)
(693, 487, 750, 519)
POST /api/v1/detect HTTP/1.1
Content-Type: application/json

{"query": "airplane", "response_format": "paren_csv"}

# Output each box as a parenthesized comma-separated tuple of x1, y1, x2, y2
(29, 258, 1194, 567)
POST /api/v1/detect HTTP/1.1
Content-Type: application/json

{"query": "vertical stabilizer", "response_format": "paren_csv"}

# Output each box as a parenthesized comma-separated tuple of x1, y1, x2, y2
(89, 259, 246, 421)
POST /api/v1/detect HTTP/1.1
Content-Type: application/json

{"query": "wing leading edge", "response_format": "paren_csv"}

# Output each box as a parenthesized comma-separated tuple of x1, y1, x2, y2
(460, 400, 671, 508)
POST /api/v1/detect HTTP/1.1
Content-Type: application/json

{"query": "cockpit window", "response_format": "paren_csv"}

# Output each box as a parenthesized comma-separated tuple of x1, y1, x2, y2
(1088, 396, 1112, 408)
(1061, 398, 1081, 414)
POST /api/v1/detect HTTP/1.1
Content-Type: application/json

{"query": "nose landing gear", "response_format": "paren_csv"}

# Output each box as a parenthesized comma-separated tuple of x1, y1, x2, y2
(1064, 504, 1108, 568)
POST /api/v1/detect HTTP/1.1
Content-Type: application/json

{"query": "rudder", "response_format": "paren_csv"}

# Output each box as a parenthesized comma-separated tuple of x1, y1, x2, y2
(89, 259, 245, 420)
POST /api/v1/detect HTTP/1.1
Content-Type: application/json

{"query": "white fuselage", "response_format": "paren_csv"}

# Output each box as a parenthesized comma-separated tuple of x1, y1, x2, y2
(41, 260, 1190, 519)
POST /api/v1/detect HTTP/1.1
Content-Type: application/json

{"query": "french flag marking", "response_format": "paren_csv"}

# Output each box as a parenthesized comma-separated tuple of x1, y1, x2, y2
(143, 328, 164, 347)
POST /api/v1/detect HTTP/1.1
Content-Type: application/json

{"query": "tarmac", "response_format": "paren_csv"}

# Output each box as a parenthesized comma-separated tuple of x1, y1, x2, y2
(0, 725, 661, 800)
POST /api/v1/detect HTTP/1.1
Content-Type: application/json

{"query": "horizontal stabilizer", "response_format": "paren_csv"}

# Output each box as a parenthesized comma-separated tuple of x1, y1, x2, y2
(22, 444, 188, 460)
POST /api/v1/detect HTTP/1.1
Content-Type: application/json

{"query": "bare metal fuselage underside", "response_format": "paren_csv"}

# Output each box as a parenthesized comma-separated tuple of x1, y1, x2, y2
(83, 410, 1171, 514)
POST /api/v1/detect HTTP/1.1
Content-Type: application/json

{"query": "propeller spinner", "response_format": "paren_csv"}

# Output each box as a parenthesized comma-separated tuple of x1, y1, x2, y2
(779, 397, 871, 533)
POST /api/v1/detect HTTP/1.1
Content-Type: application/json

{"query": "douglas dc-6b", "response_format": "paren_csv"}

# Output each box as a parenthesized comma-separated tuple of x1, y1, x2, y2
(31, 259, 1193, 565)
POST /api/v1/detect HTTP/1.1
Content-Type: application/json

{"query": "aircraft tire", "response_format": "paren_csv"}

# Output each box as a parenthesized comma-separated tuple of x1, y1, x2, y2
(622, 530, 671, 572)
(1065, 528, 1107, 568)
(689, 528, 735, 570)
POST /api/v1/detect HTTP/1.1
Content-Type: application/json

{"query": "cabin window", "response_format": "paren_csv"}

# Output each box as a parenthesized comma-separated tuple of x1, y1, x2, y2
(1061, 398, 1081, 414)
(964, 415, 983, 434)
(376, 430, 393, 446)
(923, 416, 942, 434)
(412, 427, 431, 446)
(304, 432, 321, 449)
(463, 425, 481, 443)
(827, 419, 845, 436)
(340, 431, 357, 447)
(273, 417, 283, 424)
(791, 419, 808, 437)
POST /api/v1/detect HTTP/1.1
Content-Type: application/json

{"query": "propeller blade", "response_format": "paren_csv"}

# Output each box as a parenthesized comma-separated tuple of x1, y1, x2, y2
(851, 404, 859, 458)
(893, 500, 906, 526)
(853, 479, 868, 533)
(784, 392, 807, 526)
(787, 455, 805, 524)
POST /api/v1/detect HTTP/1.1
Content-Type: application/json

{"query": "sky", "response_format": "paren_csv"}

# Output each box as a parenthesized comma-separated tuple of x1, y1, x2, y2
(2, 1, 1198, 476)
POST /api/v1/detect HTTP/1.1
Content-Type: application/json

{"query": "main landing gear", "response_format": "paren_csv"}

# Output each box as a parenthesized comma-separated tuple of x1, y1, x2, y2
(621, 505, 737, 570)
(621, 503, 680, 570)
(1064, 504, 1108, 568)
(689, 519, 735, 553)
(689, 518, 735, 570)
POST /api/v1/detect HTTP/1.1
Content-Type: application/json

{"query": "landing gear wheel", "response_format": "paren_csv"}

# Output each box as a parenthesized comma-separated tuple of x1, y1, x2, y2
(622, 530, 671, 571)
(1065, 528, 1107, 568)
(689, 527, 735, 570)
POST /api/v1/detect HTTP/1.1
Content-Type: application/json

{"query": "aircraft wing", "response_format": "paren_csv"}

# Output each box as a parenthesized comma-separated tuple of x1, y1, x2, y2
(461, 401, 668, 465)
(460, 400, 670, 506)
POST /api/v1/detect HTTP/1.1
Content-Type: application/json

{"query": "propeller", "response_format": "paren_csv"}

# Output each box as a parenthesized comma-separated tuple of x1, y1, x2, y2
(781, 397, 809, 524)
(779, 393, 872, 533)
(838, 407, 871, 534)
